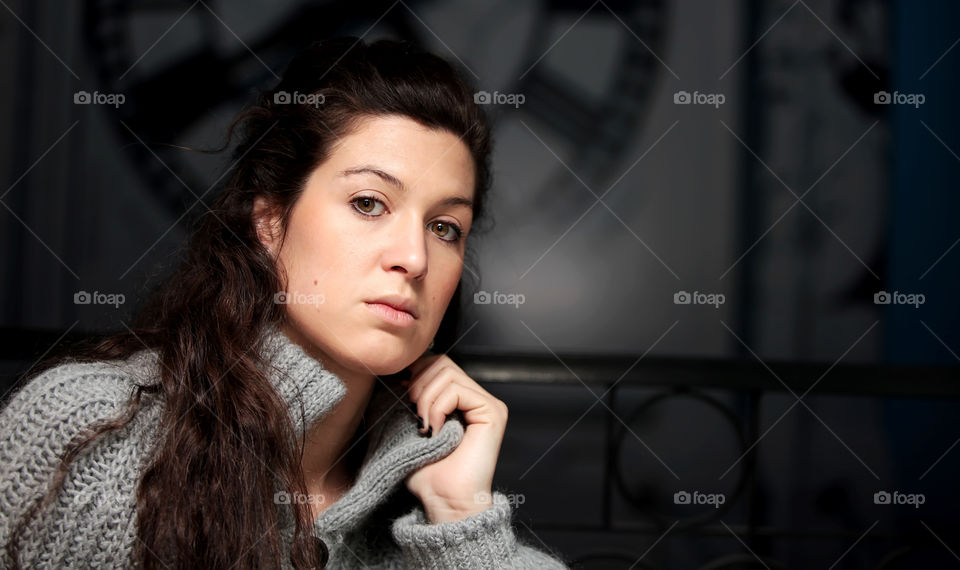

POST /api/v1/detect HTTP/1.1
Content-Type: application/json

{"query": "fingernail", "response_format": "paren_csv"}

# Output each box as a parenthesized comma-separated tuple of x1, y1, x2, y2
(426, 426, 433, 438)
(418, 416, 425, 430)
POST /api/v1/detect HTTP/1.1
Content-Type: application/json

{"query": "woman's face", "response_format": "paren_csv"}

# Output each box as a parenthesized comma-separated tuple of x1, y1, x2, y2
(259, 115, 476, 377)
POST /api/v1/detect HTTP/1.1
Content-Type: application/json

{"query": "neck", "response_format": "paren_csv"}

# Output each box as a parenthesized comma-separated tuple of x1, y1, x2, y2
(301, 367, 375, 491)
(281, 324, 377, 492)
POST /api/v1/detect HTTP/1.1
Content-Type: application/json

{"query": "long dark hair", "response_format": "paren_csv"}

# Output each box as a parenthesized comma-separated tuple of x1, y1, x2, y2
(5, 37, 492, 569)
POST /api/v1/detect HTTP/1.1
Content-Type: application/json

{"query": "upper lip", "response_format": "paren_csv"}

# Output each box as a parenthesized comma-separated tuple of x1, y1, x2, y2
(367, 295, 419, 319)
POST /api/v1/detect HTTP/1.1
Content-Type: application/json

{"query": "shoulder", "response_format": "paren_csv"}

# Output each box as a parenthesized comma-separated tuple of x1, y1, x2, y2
(0, 351, 164, 484)
(1, 352, 160, 430)
(0, 351, 166, 492)
(0, 352, 163, 567)
(0, 352, 165, 484)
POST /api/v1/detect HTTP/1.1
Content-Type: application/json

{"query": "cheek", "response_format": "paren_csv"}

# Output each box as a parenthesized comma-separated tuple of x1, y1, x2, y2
(428, 254, 463, 312)
(282, 209, 358, 282)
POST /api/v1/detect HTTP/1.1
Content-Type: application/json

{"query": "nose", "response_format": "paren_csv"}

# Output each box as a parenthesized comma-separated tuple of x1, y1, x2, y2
(381, 210, 428, 279)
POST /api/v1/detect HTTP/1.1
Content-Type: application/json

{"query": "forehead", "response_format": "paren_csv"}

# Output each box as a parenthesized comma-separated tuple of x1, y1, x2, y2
(325, 115, 475, 194)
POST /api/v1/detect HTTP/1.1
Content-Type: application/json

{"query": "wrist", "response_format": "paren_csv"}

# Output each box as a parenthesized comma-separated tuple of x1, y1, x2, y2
(420, 491, 492, 524)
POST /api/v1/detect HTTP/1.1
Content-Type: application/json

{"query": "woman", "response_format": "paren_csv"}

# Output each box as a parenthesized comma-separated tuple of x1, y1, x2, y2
(0, 37, 566, 568)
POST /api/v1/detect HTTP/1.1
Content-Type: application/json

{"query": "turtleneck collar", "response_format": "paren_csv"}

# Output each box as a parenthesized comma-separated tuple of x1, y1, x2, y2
(258, 327, 465, 540)
(124, 327, 465, 542)
(258, 326, 348, 436)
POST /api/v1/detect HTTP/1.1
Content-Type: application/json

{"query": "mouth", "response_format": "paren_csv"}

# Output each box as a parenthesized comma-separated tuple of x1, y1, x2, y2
(365, 295, 419, 325)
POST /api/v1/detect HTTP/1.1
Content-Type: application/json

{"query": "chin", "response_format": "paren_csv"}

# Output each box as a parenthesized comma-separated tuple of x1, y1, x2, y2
(352, 338, 420, 375)
(358, 354, 416, 376)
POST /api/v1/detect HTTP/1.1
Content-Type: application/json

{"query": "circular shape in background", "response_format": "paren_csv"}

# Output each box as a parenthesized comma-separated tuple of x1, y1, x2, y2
(614, 388, 750, 530)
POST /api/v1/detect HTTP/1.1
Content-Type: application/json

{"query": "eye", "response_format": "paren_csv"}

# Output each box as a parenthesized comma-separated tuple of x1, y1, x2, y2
(351, 196, 385, 216)
(430, 221, 462, 242)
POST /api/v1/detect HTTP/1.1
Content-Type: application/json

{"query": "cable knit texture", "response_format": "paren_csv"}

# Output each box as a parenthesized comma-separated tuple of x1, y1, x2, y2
(0, 329, 567, 568)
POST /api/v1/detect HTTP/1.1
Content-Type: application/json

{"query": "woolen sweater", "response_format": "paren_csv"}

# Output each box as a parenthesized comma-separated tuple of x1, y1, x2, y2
(0, 329, 567, 568)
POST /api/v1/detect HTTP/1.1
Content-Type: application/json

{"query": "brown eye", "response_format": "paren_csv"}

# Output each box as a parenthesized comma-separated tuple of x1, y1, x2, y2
(351, 196, 385, 216)
(430, 221, 461, 242)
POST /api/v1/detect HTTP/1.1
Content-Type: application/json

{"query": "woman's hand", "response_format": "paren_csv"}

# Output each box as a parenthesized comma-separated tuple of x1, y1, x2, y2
(401, 353, 508, 524)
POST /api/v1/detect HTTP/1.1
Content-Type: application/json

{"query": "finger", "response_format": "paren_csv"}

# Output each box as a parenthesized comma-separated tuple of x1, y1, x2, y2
(411, 368, 452, 432)
(408, 359, 485, 403)
(410, 366, 481, 424)
(407, 353, 443, 378)
(422, 382, 504, 435)
(397, 359, 435, 405)
(407, 363, 451, 403)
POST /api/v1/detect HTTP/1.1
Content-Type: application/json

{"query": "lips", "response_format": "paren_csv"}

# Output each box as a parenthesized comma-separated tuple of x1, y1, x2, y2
(366, 295, 418, 319)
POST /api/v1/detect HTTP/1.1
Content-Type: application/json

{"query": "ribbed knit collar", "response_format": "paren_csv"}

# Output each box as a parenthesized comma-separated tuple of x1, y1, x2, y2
(123, 327, 464, 543)
(259, 327, 465, 541)
(259, 327, 349, 436)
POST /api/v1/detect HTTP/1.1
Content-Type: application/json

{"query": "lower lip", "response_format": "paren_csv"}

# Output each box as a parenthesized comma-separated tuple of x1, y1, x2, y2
(365, 302, 416, 326)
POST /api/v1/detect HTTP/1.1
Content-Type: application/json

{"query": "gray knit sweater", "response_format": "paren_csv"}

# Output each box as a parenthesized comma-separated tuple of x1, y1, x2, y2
(0, 329, 567, 568)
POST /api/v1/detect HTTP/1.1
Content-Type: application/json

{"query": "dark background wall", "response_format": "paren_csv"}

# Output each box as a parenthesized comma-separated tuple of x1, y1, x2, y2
(0, 0, 957, 567)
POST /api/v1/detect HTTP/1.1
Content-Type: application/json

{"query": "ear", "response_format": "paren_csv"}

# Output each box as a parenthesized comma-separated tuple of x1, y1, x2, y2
(253, 196, 282, 256)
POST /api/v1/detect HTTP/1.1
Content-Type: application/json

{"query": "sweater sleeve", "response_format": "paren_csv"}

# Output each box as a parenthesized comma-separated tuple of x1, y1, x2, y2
(0, 363, 147, 569)
(390, 491, 568, 569)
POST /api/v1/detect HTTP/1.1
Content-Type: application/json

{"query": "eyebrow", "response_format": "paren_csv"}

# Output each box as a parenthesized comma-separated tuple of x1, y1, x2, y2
(338, 166, 474, 209)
